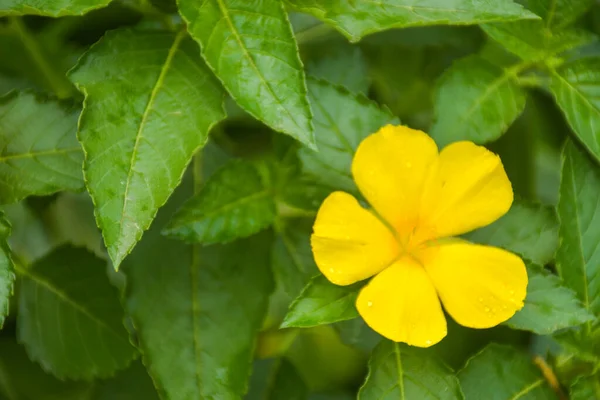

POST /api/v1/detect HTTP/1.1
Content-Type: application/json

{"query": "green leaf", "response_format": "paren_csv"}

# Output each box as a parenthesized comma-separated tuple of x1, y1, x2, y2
(431, 55, 526, 146)
(333, 318, 381, 352)
(123, 182, 274, 400)
(0, 213, 14, 328)
(0, 0, 111, 16)
(272, 218, 318, 298)
(556, 140, 600, 321)
(0, 91, 83, 204)
(570, 374, 600, 400)
(465, 199, 558, 265)
(69, 29, 226, 269)
(179, 0, 314, 148)
(265, 359, 308, 400)
(554, 323, 600, 363)
(16, 245, 136, 380)
(481, 20, 595, 62)
(163, 160, 276, 244)
(286, 0, 538, 42)
(506, 263, 594, 334)
(281, 275, 361, 328)
(458, 344, 558, 399)
(306, 45, 369, 94)
(0, 337, 91, 400)
(90, 362, 160, 400)
(299, 79, 396, 193)
(359, 340, 463, 400)
(550, 58, 600, 162)
(526, 0, 594, 29)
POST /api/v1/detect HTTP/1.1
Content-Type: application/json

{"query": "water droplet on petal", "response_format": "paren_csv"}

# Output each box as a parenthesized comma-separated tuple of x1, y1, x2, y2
(425, 340, 432, 345)
(406, 162, 412, 168)
(478, 297, 484, 303)
(509, 289, 515, 295)
(367, 301, 373, 307)
(329, 268, 334, 273)
(484, 307, 490, 313)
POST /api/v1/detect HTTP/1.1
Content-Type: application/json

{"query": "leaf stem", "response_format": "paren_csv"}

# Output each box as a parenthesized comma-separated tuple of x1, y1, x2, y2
(9, 17, 74, 99)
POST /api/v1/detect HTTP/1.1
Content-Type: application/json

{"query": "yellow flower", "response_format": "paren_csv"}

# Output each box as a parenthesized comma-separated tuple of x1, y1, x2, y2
(311, 125, 527, 347)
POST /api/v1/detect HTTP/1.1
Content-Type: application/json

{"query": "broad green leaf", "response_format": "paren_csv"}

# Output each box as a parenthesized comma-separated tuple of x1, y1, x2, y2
(286, 0, 538, 42)
(506, 263, 594, 334)
(272, 218, 318, 297)
(306, 45, 369, 94)
(570, 374, 600, 399)
(458, 344, 557, 399)
(265, 359, 308, 400)
(431, 55, 526, 146)
(359, 340, 463, 400)
(17, 245, 136, 380)
(163, 160, 276, 244)
(179, 0, 314, 148)
(465, 199, 558, 265)
(556, 140, 600, 321)
(299, 79, 395, 193)
(0, 337, 91, 400)
(550, 58, 600, 162)
(481, 20, 595, 61)
(0, 91, 83, 204)
(333, 318, 381, 352)
(0, 0, 111, 16)
(90, 362, 160, 400)
(526, 0, 594, 29)
(281, 275, 361, 328)
(123, 178, 274, 400)
(0, 213, 13, 328)
(69, 29, 226, 269)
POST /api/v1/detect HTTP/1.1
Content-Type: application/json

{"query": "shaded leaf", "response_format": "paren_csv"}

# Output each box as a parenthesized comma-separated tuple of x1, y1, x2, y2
(281, 275, 361, 328)
(299, 79, 395, 193)
(550, 58, 600, 162)
(525, 0, 594, 29)
(17, 245, 136, 380)
(90, 362, 160, 400)
(0, 91, 83, 204)
(179, 0, 314, 147)
(554, 323, 600, 363)
(465, 199, 558, 265)
(506, 263, 594, 334)
(333, 318, 381, 353)
(481, 20, 595, 61)
(307, 45, 369, 94)
(164, 160, 276, 244)
(265, 359, 308, 400)
(286, 0, 538, 42)
(69, 29, 226, 269)
(359, 340, 463, 400)
(458, 344, 557, 399)
(556, 141, 600, 320)
(570, 373, 600, 400)
(0, 0, 111, 16)
(431, 55, 526, 146)
(0, 213, 14, 328)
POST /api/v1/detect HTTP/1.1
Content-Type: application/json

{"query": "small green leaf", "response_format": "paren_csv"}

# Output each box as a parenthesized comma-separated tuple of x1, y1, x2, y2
(69, 29, 226, 269)
(163, 160, 276, 244)
(124, 182, 274, 399)
(465, 199, 558, 265)
(179, 0, 314, 148)
(0, 0, 111, 16)
(359, 340, 463, 400)
(299, 79, 396, 193)
(265, 359, 308, 400)
(570, 373, 600, 400)
(17, 245, 136, 380)
(481, 20, 595, 62)
(506, 263, 594, 334)
(556, 140, 600, 320)
(0, 213, 14, 328)
(526, 0, 594, 29)
(272, 218, 318, 297)
(458, 344, 558, 399)
(550, 59, 600, 162)
(431, 55, 526, 146)
(286, 0, 538, 42)
(281, 275, 361, 328)
(0, 337, 91, 400)
(0, 91, 83, 204)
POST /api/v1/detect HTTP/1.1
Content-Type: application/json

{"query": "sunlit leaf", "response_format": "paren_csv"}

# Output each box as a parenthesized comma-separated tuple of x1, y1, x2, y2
(0, 0, 111, 16)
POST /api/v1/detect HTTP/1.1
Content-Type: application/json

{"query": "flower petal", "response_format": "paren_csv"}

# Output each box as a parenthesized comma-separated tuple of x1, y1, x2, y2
(430, 141, 513, 238)
(351, 125, 439, 240)
(356, 257, 447, 347)
(311, 191, 398, 286)
(423, 241, 527, 329)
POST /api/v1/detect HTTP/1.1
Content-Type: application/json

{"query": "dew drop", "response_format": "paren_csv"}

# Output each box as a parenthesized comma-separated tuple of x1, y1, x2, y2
(405, 162, 412, 168)
(329, 268, 335, 273)
(367, 301, 373, 307)
(478, 297, 484, 303)
(425, 340, 432, 345)
(509, 289, 515, 295)
(502, 304, 508, 310)
(484, 307, 490, 313)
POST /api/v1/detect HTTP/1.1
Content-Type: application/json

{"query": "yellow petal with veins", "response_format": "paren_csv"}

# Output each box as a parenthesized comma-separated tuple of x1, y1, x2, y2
(423, 241, 527, 329)
(356, 257, 447, 347)
(311, 191, 399, 286)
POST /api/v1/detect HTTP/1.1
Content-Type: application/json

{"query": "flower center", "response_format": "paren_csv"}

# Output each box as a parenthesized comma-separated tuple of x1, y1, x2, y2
(392, 218, 438, 265)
